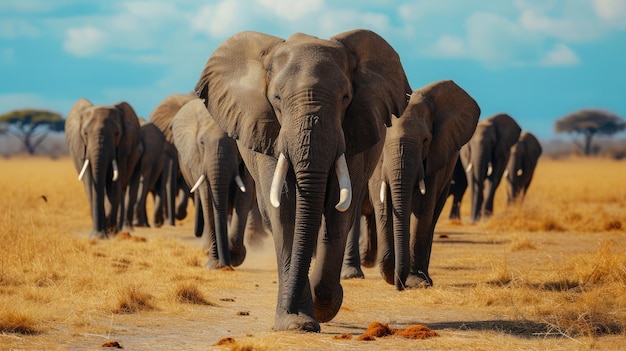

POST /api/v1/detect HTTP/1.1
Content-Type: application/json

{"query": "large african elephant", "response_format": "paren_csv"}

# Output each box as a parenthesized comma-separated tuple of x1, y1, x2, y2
(65, 98, 141, 238)
(171, 98, 255, 269)
(369, 80, 480, 290)
(148, 93, 195, 226)
(505, 131, 542, 204)
(459, 113, 521, 222)
(194, 30, 411, 332)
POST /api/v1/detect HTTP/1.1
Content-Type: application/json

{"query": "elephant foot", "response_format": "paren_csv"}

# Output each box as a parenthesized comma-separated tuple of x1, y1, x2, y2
(89, 230, 108, 239)
(229, 245, 247, 267)
(273, 312, 320, 332)
(340, 264, 364, 279)
(405, 271, 433, 289)
(204, 257, 234, 271)
(360, 253, 377, 268)
(175, 208, 187, 220)
(133, 221, 150, 228)
(313, 283, 343, 323)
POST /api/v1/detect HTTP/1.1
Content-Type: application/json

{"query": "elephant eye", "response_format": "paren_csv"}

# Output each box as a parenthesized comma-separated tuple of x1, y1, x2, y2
(274, 94, 281, 101)
(342, 93, 350, 103)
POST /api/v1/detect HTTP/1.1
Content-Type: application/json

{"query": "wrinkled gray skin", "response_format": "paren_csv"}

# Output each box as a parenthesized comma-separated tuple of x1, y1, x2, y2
(148, 94, 195, 226)
(366, 80, 480, 290)
(505, 131, 542, 204)
(172, 98, 255, 269)
(459, 113, 521, 222)
(65, 98, 141, 239)
(131, 121, 167, 228)
(195, 30, 410, 332)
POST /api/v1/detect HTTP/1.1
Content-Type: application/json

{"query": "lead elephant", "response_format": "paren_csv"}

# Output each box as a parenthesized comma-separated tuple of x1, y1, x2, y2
(171, 98, 255, 269)
(195, 30, 411, 332)
(65, 98, 141, 238)
(459, 113, 521, 222)
(505, 131, 542, 204)
(369, 80, 480, 290)
(148, 93, 195, 226)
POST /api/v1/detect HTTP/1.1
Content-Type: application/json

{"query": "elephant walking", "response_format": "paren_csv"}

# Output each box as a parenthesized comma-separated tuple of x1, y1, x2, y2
(459, 113, 521, 222)
(368, 80, 480, 289)
(148, 93, 196, 226)
(65, 98, 141, 239)
(131, 121, 167, 228)
(505, 131, 542, 204)
(195, 30, 411, 332)
(447, 157, 467, 220)
(171, 98, 256, 269)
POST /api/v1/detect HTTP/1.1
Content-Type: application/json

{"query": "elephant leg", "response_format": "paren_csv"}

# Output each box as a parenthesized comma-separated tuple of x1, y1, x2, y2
(134, 173, 151, 227)
(123, 169, 140, 231)
(359, 204, 377, 268)
(175, 179, 190, 220)
(483, 178, 497, 218)
(469, 178, 483, 222)
(244, 198, 269, 249)
(228, 171, 255, 267)
(341, 190, 365, 279)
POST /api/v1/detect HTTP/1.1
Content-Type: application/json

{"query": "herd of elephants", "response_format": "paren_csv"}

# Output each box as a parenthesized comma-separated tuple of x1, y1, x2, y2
(64, 29, 542, 332)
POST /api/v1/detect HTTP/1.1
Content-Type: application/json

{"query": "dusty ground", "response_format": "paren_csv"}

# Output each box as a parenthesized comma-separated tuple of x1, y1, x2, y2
(6, 219, 625, 351)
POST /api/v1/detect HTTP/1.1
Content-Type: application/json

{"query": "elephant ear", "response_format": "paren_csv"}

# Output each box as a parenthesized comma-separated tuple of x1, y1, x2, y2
(65, 98, 93, 171)
(195, 31, 284, 155)
(490, 113, 521, 157)
(114, 101, 141, 158)
(332, 29, 412, 156)
(171, 99, 204, 186)
(523, 132, 543, 160)
(423, 80, 481, 175)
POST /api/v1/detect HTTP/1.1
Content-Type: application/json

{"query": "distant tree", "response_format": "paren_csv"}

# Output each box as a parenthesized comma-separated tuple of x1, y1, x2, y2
(554, 109, 626, 156)
(0, 109, 65, 155)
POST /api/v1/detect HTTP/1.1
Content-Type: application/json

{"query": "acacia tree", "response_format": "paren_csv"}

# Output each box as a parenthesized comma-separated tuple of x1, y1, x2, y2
(554, 109, 626, 156)
(0, 109, 65, 155)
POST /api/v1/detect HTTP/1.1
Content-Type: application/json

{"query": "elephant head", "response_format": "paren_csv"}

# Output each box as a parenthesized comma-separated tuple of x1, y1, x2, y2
(65, 98, 141, 238)
(195, 30, 410, 332)
(377, 80, 480, 290)
(461, 113, 521, 222)
(171, 98, 252, 269)
(505, 131, 542, 204)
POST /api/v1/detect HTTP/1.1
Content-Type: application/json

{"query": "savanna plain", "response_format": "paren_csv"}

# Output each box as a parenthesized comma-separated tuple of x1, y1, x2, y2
(1, 156, 625, 351)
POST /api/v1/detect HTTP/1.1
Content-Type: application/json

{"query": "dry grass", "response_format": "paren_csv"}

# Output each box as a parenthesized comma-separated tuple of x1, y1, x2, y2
(1, 156, 625, 350)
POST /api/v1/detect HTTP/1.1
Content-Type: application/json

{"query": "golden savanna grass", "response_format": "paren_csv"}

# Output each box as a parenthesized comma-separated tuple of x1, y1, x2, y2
(1, 156, 625, 350)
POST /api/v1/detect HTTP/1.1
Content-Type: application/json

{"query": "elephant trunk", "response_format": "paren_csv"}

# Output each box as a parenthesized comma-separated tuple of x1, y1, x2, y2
(469, 145, 490, 222)
(387, 140, 422, 291)
(87, 140, 114, 236)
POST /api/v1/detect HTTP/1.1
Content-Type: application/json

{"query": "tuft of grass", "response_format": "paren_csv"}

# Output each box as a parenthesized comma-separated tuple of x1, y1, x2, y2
(0, 308, 41, 335)
(112, 285, 156, 314)
(174, 283, 216, 306)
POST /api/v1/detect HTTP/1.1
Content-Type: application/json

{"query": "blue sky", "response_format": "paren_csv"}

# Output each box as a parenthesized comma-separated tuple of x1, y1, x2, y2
(1, 0, 625, 140)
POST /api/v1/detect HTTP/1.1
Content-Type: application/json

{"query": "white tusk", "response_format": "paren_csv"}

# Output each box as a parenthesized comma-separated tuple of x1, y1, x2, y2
(78, 159, 89, 181)
(270, 153, 289, 208)
(379, 181, 386, 203)
(516, 169, 523, 176)
(190, 174, 205, 193)
(334, 154, 352, 212)
(112, 159, 119, 182)
(465, 163, 473, 173)
(487, 163, 493, 177)
(503, 170, 509, 178)
(419, 179, 426, 195)
(235, 175, 246, 193)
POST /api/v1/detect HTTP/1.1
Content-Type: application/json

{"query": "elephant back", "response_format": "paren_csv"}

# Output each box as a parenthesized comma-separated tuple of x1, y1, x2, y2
(149, 93, 195, 142)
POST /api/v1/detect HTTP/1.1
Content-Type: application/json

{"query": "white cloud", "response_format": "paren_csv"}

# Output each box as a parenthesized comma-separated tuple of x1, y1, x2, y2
(0, 19, 40, 38)
(540, 43, 580, 66)
(593, 0, 626, 28)
(431, 35, 465, 57)
(191, 0, 251, 39)
(257, 0, 323, 21)
(63, 26, 108, 57)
